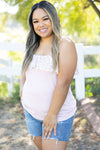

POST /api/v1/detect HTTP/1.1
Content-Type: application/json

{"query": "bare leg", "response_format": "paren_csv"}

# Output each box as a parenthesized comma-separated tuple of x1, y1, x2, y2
(42, 139, 68, 150)
(31, 136, 42, 150)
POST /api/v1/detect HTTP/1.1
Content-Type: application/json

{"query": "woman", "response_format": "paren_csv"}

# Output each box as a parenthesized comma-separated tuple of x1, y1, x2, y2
(20, 1, 77, 150)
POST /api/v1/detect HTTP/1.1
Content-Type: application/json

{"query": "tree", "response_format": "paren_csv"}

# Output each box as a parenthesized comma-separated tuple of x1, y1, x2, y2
(3, 0, 100, 44)
(83, 0, 100, 18)
(88, 0, 100, 18)
(0, 12, 9, 31)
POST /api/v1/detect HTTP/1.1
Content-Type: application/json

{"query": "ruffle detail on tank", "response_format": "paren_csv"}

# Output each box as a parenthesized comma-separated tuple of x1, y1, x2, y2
(28, 54, 58, 74)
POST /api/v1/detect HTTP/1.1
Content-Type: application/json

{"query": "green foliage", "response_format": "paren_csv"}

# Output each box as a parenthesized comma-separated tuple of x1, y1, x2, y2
(0, 82, 20, 104)
(10, 83, 20, 103)
(0, 78, 100, 104)
(85, 84, 93, 97)
(84, 55, 100, 69)
(0, 83, 20, 109)
(61, 1, 88, 36)
(71, 79, 75, 97)
(0, 82, 8, 97)
(85, 77, 100, 98)
(71, 77, 100, 99)
(8, 51, 23, 62)
(15, 0, 33, 29)
(0, 12, 9, 31)
(13, 0, 65, 30)
(4, 0, 100, 44)
(1, 0, 100, 101)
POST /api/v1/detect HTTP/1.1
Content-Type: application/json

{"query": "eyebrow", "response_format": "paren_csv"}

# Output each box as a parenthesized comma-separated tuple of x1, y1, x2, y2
(32, 15, 49, 21)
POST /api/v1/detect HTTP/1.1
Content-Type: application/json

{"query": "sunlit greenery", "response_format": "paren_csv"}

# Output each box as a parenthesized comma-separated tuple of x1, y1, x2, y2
(0, 0, 100, 101)
(0, 77, 100, 100)
(85, 77, 100, 98)
(0, 12, 9, 31)
(0, 83, 20, 103)
(3, 0, 100, 44)
(0, 82, 8, 97)
(84, 55, 100, 69)
(8, 51, 24, 62)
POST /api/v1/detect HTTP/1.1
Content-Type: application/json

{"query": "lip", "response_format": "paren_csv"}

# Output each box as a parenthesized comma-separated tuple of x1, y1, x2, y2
(39, 28, 48, 33)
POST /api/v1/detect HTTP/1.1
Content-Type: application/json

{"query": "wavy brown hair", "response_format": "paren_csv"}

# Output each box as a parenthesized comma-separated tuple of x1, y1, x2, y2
(22, 0, 61, 75)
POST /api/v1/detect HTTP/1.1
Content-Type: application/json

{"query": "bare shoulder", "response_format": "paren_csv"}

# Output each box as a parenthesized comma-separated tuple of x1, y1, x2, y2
(58, 36, 77, 81)
(60, 36, 74, 44)
(59, 36, 76, 54)
(59, 36, 77, 67)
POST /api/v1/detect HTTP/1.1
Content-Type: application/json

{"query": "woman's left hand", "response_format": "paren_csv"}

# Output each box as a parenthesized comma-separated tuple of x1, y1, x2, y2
(43, 114, 57, 139)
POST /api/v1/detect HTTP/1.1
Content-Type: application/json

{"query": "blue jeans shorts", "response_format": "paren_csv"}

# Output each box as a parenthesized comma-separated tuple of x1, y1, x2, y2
(24, 109, 74, 141)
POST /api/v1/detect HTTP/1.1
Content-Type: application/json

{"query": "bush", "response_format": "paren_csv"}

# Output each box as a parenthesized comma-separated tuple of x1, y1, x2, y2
(0, 82, 8, 97)
(0, 77, 100, 103)
(71, 77, 100, 99)
(10, 83, 20, 103)
(71, 79, 75, 97)
(85, 77, 100, 98)
(0, 82, 20, 104)
(8, 51, 23, 62)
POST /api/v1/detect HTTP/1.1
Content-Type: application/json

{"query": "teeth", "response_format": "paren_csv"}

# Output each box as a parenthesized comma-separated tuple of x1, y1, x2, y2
(39, 29, 47, 32)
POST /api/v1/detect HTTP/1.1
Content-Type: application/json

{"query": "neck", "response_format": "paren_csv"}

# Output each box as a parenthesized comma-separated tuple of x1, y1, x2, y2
(40, 35, 54, 44)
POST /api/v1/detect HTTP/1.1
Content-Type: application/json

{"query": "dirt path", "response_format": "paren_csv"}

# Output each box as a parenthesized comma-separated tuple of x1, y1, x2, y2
(0, 99, 100, 150)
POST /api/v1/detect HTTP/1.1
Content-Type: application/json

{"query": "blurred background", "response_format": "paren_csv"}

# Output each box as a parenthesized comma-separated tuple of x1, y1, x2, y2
(0, 0, 100, 150)
(0, 0, 100, 99)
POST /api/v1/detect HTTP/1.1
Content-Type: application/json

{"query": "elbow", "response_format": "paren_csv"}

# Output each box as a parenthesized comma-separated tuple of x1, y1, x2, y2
(57, 79, 70, 90)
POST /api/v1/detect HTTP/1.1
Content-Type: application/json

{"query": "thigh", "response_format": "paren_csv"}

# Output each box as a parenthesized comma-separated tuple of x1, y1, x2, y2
(32, 136, 42, 150)
(42, 139, 67, 150)
(42, 115, 74, 142)
(24, 109, 42, 137)
(42, 116, 74, 150)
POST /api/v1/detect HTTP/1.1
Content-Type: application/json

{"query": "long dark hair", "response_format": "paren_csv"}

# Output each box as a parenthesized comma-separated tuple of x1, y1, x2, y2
(22, 0, 61, 75)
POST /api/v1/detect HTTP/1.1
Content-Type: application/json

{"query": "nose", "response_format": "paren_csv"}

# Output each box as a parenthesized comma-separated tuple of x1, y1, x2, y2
(38, 20, 44, 27)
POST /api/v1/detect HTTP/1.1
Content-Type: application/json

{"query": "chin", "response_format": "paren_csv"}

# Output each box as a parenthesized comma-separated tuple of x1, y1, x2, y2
(39, 33, 53, 39)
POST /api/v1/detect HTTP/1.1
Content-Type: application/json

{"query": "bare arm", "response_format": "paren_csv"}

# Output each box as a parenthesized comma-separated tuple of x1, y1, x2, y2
(43, 38, 77, 138)
(47, 38, 77, 115)
(20, 72, 26, 98)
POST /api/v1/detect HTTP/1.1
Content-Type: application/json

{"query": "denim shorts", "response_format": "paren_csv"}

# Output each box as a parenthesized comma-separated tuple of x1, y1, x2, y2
(24, 109, 74, 141)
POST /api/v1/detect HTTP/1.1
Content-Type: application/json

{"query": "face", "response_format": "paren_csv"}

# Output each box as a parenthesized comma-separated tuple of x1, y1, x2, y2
(32, 8, 53, 39)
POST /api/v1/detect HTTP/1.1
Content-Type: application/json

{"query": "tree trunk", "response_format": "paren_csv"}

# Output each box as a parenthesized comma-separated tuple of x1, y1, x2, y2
(88, 0, 100, 18)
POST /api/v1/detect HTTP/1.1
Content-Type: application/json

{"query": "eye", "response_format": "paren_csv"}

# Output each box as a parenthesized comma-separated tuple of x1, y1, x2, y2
(33, 21, 38, 24)
(43, 18, 49, 21)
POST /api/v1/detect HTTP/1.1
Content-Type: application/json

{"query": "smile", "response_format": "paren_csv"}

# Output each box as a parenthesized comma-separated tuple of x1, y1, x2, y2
(39, 28, 48, 33)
